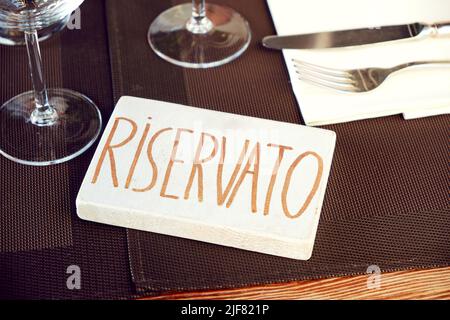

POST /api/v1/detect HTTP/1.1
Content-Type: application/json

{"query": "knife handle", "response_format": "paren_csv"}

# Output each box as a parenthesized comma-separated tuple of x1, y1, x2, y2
(420, 23, 450, 38)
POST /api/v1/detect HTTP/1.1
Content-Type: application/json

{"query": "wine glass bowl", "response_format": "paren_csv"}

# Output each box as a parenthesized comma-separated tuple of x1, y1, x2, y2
(0, 13, 69, 45)
(0, 0, 102, 166)
(0, 0, 81, 31)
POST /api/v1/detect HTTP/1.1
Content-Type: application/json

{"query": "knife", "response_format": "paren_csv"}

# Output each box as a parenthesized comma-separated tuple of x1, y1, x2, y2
(262, 23, 450, 50)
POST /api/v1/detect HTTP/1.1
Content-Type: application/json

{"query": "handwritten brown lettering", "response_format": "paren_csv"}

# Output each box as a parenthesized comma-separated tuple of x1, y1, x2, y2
(91, 117, 137, 187)
(132, 127, 173, 192)
(160, 128, 194, 199)
(281, 151, 323, 219)
(91, 117, 327, 220)
(184, 132, 218, 202)
(226, 143, 261, 213)
(217, 138, 250, 206)
(264, 144, 293, 216)
(125, 120, 151, 189)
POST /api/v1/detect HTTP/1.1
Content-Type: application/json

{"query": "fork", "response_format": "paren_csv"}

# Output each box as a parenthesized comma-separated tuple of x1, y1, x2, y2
(292, 59, 450, 93)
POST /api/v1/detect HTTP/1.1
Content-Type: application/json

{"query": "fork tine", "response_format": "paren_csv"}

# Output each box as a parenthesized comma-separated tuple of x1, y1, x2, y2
(297, 72, 359, 93)
(294, 63, 353, 84)
(294, 66, 355, 85)
(292, 59, 359, 92)
(293, 59, 352, 78)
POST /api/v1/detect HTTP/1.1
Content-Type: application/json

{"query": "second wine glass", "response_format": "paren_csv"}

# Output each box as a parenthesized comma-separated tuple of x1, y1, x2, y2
(148, 0, 251, 68)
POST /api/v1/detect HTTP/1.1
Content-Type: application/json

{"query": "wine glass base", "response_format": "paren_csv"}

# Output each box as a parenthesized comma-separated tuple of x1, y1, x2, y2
(0, 14, 70, 46)
(0, 89, 102, 166)
(148, 3, 251, 68)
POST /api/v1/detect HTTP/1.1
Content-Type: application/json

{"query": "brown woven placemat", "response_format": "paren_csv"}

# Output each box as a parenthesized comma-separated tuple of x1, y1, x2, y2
(0, 0, 134, 299)
(0, 33, 74, 254)
(106, 0, 450, 295)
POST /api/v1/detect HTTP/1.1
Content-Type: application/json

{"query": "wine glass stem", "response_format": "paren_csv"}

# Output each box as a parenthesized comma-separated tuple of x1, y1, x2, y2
(186, 0, 213, 34)
(24, 30, 57, 126)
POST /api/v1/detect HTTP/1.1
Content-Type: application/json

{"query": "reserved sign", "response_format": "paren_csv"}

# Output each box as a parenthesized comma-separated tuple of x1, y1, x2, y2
(76, 97, 336, 260)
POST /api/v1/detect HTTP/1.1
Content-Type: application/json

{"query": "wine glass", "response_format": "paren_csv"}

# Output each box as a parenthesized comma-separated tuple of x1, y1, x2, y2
(148, 0, 251, 68)
(0, 0, 102, 166)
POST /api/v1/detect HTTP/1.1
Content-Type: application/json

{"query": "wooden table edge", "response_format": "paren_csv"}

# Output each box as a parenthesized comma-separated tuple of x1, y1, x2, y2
(141, 266, 450, 300)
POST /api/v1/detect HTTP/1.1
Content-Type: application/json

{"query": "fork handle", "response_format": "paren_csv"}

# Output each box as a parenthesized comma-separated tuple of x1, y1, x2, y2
(393, 61, 450, 73)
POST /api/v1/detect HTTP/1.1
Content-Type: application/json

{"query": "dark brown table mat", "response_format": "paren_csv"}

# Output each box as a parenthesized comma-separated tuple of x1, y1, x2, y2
(0, 0, 134, 299)
(106, 0, 450, 295)
(0, 30, 73, 254)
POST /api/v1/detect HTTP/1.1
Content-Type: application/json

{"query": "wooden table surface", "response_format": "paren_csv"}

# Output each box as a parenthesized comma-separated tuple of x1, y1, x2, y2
(144, 266, 450, 300)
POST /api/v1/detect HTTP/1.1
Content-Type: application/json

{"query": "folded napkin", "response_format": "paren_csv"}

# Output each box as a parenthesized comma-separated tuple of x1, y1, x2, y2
(267, 0, 450, 126)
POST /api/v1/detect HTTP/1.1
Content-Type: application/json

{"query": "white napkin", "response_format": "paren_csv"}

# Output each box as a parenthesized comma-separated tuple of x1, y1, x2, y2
(266, 0, 450, 126)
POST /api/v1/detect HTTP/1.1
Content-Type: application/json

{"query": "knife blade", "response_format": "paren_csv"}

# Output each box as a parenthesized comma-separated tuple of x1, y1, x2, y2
(262, 23, 446, 50)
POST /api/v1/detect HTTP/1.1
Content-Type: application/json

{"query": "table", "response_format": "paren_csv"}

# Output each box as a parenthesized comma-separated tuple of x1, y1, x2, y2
(145, 266, 450, 300)
(1, 0, 449, 300)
